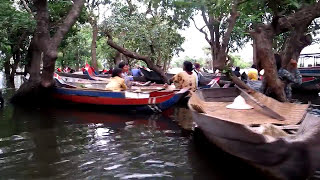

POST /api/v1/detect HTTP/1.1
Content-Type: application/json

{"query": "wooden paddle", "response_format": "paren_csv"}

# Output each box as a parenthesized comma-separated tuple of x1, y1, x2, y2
(234, 85, 285, 121)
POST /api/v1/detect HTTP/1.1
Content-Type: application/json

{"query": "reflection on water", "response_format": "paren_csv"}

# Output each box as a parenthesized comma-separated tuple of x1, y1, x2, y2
(0, 105, 191, 179)
(0, 75, 320, 179)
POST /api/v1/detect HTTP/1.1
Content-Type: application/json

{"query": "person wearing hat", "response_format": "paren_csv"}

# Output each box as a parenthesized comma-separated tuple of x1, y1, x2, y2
(278, 58, 302, 100)
(261, 54, 302, 101)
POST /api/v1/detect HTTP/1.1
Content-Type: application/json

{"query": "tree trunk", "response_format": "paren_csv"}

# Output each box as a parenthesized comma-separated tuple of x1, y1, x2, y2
(41, 0, 85, 87)
(251, 25, 287, 101)
(281, 28, 312, 68)
(249, 2, 320, 101)
(4, 57, 11, 79)
(253, 39, 257, 67)
(12, 0, 85, 105)
(90, 17, 98, 70)
(29, 39, 42, 82)
(10, 51, 21, 82)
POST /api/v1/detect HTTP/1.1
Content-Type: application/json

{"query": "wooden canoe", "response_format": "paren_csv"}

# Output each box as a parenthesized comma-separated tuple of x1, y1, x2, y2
(52, 87, 188, 113)
(188, 88, 320, 179)
(292, 77, 320, 92)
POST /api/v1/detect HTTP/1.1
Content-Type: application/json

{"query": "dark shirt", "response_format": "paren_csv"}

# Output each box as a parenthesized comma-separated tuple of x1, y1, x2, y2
(234, 70, 241, 77)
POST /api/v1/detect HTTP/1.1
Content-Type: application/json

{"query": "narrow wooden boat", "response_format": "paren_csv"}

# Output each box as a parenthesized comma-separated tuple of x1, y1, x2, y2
(292, 77, 320, 92)
(188, 88, 320, 179)
(52, 86, 188, 113)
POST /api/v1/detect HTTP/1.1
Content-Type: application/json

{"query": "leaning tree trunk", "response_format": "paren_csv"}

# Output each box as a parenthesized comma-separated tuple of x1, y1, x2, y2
(106, 32, 168, 83)
(251, 25, 286, 102)
(90, 17, 98, 70)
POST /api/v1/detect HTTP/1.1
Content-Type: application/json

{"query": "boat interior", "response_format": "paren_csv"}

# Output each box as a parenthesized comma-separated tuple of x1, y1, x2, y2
(189, 88, 310, 130)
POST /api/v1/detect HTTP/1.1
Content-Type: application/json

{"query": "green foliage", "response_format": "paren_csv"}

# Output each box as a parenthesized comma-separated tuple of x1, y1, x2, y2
(103, 0, 185, 69)
(56, 24, 115, 70)
(0, 0, 35, 69)
(171, 56, 211, 69)
(229, 54, 250, 69)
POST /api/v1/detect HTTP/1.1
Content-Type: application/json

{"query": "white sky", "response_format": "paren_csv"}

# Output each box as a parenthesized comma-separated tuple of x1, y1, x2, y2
(174, 15, 320, 63)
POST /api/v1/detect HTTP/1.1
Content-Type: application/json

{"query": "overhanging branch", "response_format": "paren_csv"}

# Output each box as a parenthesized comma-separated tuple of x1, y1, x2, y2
(105, 31, 168, 82)
(190, 17, 211, 45)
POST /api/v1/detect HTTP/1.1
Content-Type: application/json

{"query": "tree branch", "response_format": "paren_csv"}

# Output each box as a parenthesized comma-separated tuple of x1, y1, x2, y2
(21, 0, 34, 17)
(275, 2, 320, 35)
(51, 0, 85, 48)
(106, 32, 150, 61)
(126, 0, 134, 16)
(237, 0, 249, 6)
(106, 31, 168, 82)
(221, 2, 240, 53)
(145, 1, 152, 15)
(190, 17, 210, 45)
(200, 6, 210, 26)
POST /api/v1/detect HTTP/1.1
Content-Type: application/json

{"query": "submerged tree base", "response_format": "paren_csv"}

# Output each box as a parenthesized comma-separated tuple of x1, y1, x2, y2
(11, 80, 54, 106)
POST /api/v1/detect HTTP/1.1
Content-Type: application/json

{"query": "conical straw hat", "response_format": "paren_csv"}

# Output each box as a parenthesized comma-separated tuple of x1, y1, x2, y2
(226, 95, 253, 110)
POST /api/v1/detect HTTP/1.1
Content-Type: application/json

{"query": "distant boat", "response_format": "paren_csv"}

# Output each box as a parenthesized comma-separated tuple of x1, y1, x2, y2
(298, 53, 320, 77)
(188, 88, 320, 179)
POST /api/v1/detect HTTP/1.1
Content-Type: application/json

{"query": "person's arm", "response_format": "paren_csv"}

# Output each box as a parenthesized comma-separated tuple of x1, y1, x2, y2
(170, 74, 178, 84)
(279, 69, 302, 85)
(121, 79, 128, 90)
(292, 69, 302, 85)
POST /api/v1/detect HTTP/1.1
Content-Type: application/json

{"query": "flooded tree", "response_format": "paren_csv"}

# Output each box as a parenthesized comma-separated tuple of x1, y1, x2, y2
(12, 0, 85, 103)
(251, 0, 320, 101)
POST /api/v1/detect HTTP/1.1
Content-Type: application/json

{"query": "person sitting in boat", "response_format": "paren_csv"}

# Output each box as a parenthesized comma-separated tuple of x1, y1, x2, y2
(233, 67, 241, 77)
(278, 57, 302, 100)
(248, 64, 259, 81)
(105, 68, 127, 91)
(193, 63, 202, 85)
(131, 66, 143, 77)
(118, 62, 134, 87)
(171, 61, 197, 91)
(261, 54, 302, 101)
